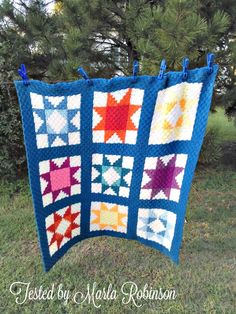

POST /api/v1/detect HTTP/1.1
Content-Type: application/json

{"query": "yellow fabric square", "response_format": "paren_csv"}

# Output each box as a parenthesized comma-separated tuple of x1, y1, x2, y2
(149, 82, 202, 144)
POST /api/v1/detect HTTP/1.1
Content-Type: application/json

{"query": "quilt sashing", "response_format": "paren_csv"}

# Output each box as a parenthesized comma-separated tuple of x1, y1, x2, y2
(14, 64, 219, 271)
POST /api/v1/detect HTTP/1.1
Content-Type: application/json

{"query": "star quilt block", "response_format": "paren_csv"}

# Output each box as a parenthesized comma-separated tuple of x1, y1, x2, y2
(39, 156, 81, 207)
(91, 153, 133, 197)
(149, 82, 202, 144)
(90, 202, 128, 233)
(92, 88, 144, 144)
(140, 154, 188, 202)
(46, 203, 81, 256)
(31, 93, 81, 148)
(137, 208, 176, 251)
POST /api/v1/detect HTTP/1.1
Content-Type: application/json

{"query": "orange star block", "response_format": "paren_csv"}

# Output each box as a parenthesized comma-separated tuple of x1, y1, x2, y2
(93, 88, 140, 142)
(91, 203, 127, 231)
(47, 206, 80, 249)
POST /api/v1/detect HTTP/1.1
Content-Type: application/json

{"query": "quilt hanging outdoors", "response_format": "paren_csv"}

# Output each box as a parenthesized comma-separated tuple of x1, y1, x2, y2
(15, 59, 218, 271)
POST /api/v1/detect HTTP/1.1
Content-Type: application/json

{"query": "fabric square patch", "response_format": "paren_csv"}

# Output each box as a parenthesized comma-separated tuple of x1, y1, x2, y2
(46, 203, 81, 256)
(90, 202, 128, 233)
(30, 93, 81, 148)
(92, 154, 133, 197)
(140, 154, 187, 202)
(92, 88, 144, 144)
(39, 156, 81, 207)
(149, 82, 202, 144)
(137, 208, 176, 250)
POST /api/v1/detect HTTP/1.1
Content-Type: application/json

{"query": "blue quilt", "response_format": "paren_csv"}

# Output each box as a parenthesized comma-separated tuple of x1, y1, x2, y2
(15, 62, 218, 271)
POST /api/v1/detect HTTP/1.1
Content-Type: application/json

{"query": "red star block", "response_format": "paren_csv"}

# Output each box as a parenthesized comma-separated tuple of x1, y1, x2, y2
(46, 206, 80, 250)
(93, 88, 141, 143)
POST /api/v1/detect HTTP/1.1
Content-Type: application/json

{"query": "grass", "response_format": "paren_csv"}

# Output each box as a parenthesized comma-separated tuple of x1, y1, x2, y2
(0, 166, 235, 314)
(207, 108, 236, 142)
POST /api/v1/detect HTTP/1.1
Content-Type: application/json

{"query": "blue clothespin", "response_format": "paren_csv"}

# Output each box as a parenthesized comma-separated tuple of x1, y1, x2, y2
(207, 53, 215, 74)
(18, 64, 29, 86)
(182, 58, 189, 80)
(158, 59, 167, 79)
(132, 60, 139, 82)
(77, 67, 93, 85)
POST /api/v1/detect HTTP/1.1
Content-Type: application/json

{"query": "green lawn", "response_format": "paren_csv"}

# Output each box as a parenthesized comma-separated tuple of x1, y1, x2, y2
(207, 108, 236, 142)
(0, 166, 235, 313)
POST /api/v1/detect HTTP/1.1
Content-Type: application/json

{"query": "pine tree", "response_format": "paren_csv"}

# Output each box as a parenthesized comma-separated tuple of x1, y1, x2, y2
(0, 0, 64, 81)
(0, 0, 234, 104)
(198, 0, 236, 118)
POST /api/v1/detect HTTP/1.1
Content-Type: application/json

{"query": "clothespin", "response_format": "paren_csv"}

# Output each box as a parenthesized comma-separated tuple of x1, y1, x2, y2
(132, 60, 139, 82)
(158, 59, 167, 79)
(18, 64, 29, 86)
(182, 58, 189, 80)
(207, 53, 215, 74)
(77, 67, 93, 85)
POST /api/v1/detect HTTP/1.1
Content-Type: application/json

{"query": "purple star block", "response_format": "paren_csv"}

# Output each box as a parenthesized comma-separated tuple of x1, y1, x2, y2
(141, 154, 187, 202)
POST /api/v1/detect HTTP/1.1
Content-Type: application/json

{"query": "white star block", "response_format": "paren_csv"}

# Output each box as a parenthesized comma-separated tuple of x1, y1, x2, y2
(130, 88, 144, 106)
(122, 156, 134, 169)
(119, 186, 130, 198)
(39, 160, 50, 174)
(125, 131, 137, 144)
(33, 112, 44, 132)
(67, 94, 81, 109)
(42, 193, 53, 207)
(93, 131, 104, 143)
(36, 134, 48, 148)
(94, 91, 108, 107)
(92, 154, 103, 165)
(70, 111, 80, 130)
(137, 208, 177, 251)
(140, 189, 152, 200)
(71, 203, 81, 213)
(138, 208, 149, 218)
(71, 184, 81, 195)
(30, 93, 44, 109)
(49, 242, 58, 256)
(144, 157, 157, 169)
(92, 183, 102, 193)
(90, 224, 99, 232)
(110, 89, 129, 102)
(45, 96, 65, 107)
(68, 132, 80, 145)
(45, 214, 54, 229)
(169, 188, 181, 202)
(57, 206, 67, 216)
(69, 155, 81, 167)
(118, 205, 128, 214)
(175, 154, 188, 167)
(72, 227, 80, 238)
